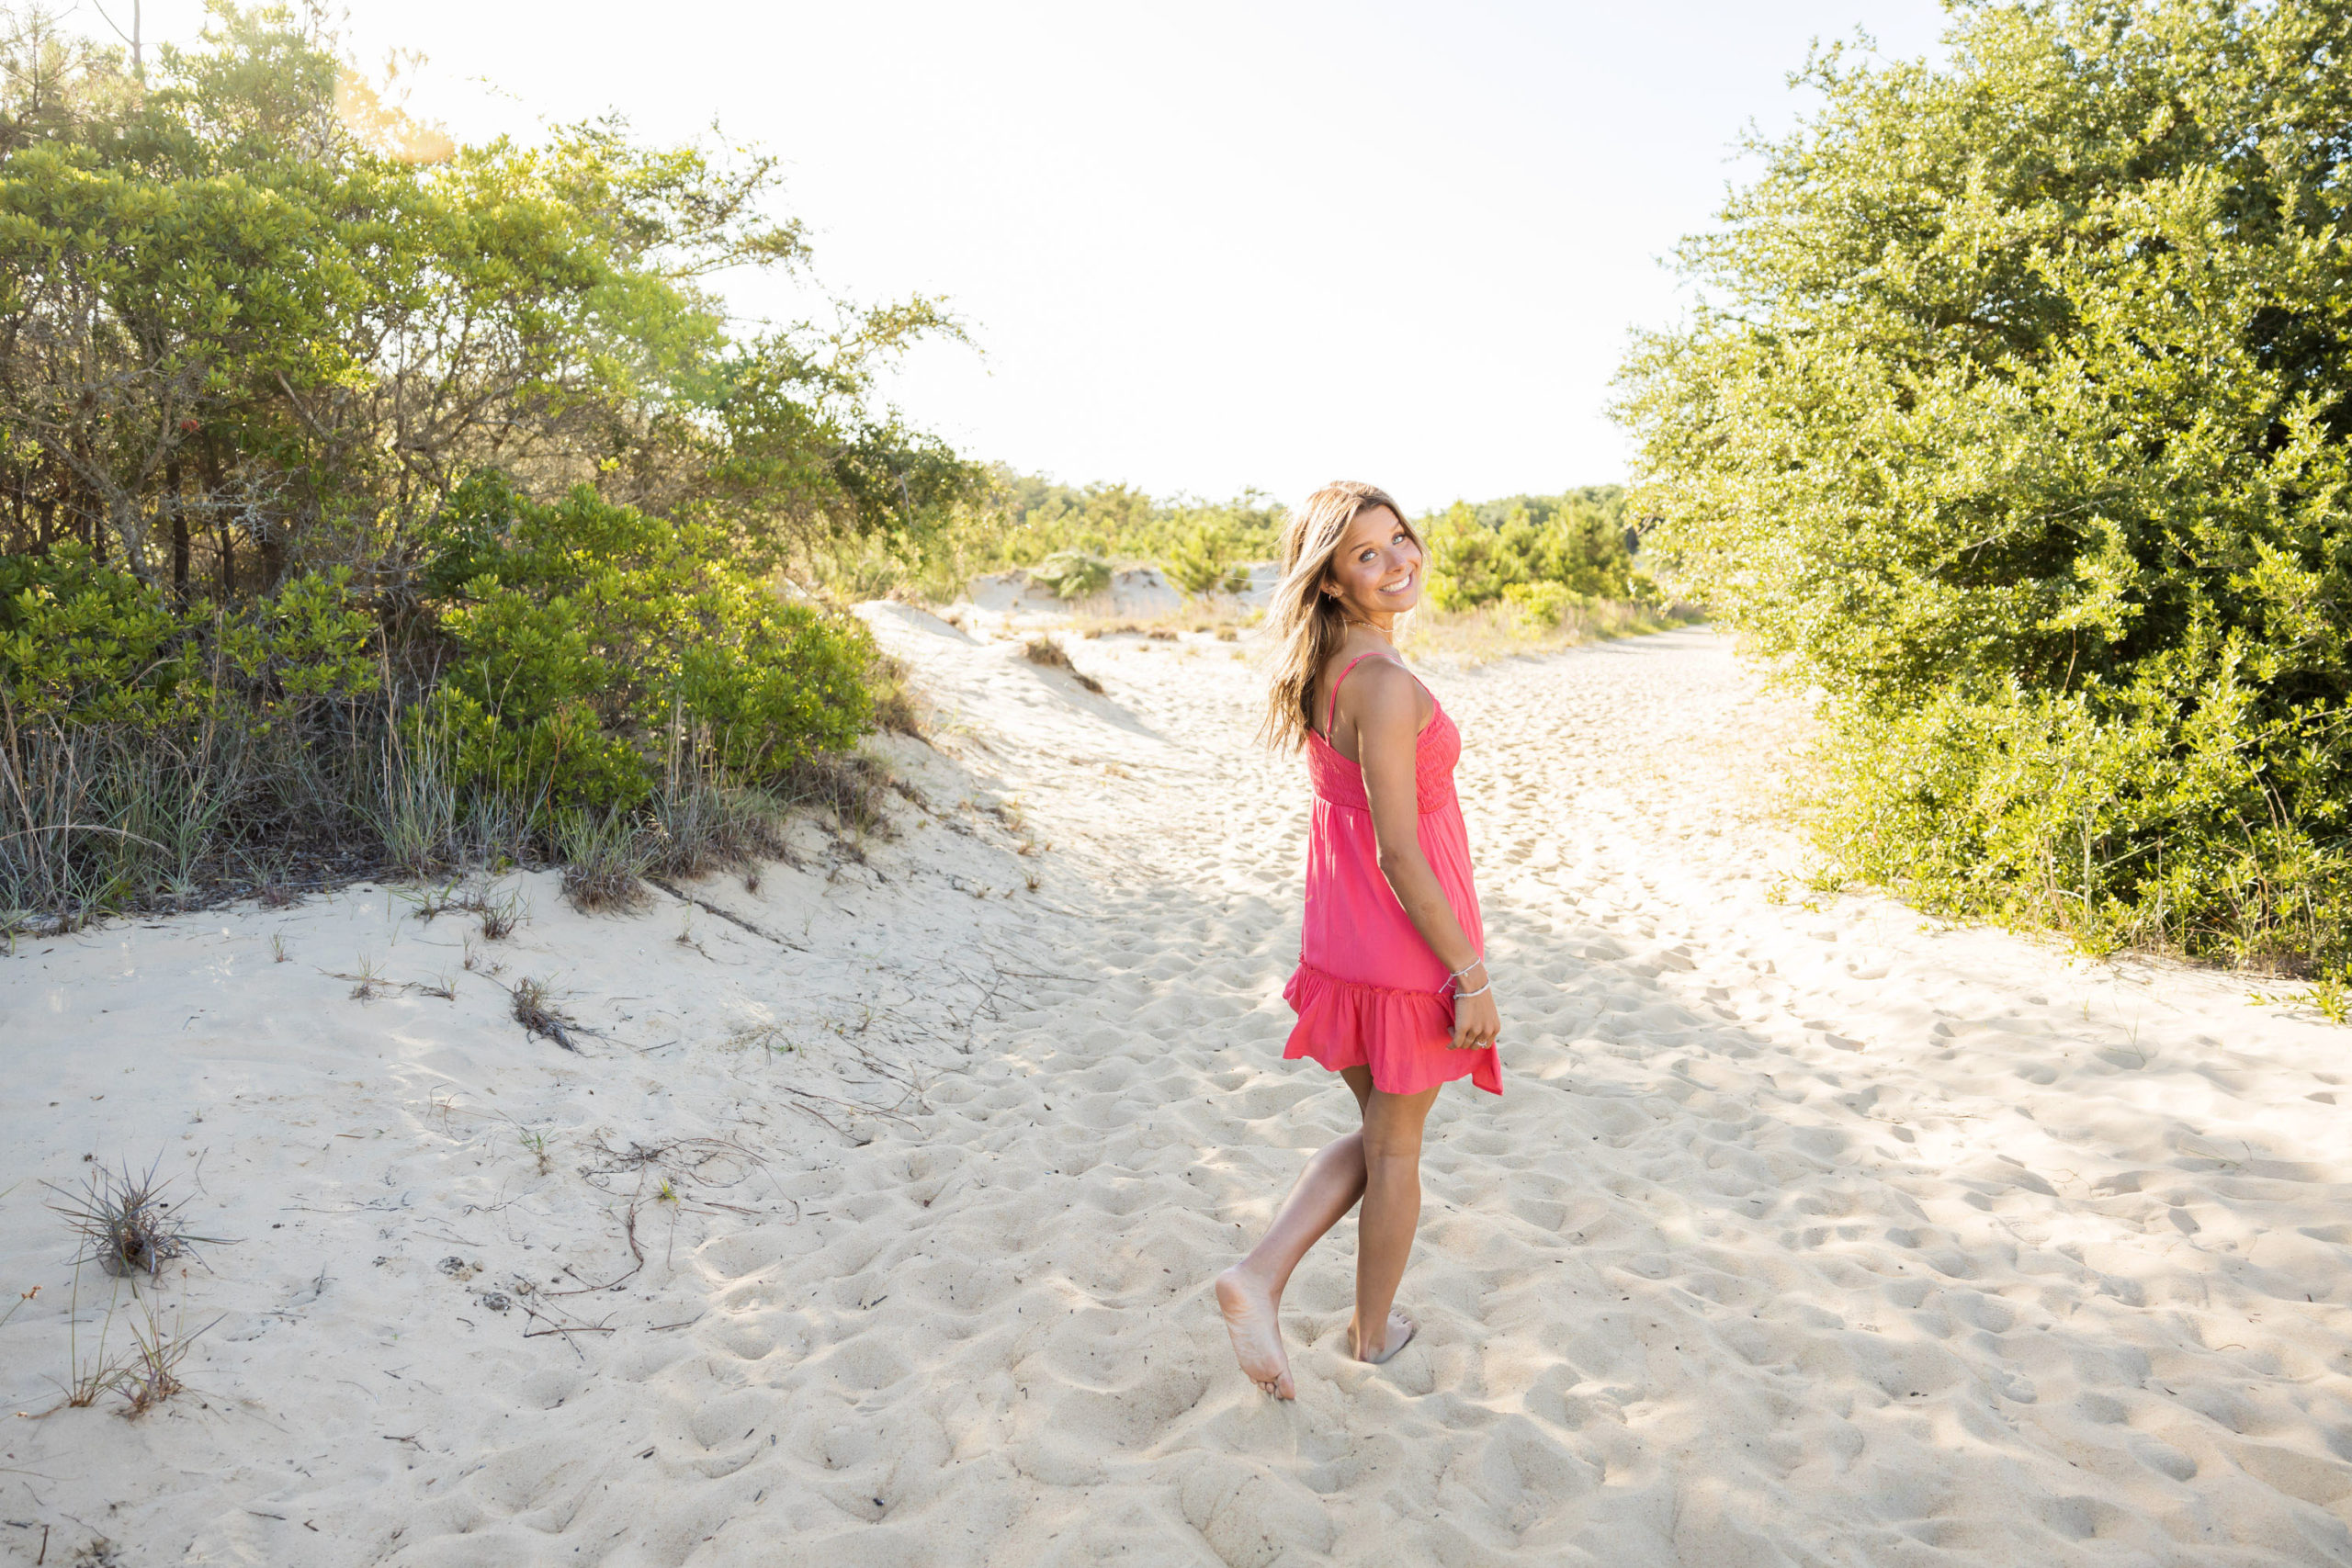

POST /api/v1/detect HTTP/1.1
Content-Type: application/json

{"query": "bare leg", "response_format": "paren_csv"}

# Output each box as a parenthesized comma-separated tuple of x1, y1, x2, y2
(1216, 1069, 1385, 1397)
(1216, 1128, 1365, 1398)
(1351, 1078, 1440, 1362)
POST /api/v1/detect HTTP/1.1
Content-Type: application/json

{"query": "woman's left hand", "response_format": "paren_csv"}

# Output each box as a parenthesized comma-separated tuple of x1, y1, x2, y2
(1450, 967, 1500, 1051)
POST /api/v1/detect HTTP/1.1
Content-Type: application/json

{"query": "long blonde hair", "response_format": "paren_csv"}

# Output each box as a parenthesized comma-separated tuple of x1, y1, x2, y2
(1259, 479, 1420, 750)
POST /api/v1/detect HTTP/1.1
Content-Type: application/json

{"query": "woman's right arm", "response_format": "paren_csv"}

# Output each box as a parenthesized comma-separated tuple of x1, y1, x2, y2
(1349, 664, 1500, 1052)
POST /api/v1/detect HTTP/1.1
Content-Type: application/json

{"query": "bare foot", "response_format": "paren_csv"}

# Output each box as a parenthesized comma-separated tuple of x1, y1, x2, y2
(1215, 1267, 1295, 1399)
(1350, 1310, 1416, 1365)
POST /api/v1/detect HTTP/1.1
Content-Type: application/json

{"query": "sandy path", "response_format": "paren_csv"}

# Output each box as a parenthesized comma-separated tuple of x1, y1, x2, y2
(6, 618, 2352, 1566)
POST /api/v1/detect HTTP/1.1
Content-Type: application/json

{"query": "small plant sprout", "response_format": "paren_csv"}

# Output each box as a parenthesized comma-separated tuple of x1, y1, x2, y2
(399, 880, 459, 922)
(269, 931, 290, 964)
(2302, 971, 2352, 1025)
(521, 1129, 554, 1175)
(119, 1295, 213, 1416)
(478, 885, 526, 941)
(1, 1282, 39, 1333)
(54, 1265, 128, 1409)
(657, 1178, 679, 1204)
(346, 953, 386, 1002)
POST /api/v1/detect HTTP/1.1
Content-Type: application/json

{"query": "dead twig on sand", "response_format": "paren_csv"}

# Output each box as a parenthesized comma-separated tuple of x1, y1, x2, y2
(548, 1201, 647, 1297)
(647, 878, 805, 949)
(521, 1306, 615, 1339)
(323, 969, 458, 1003)
(578, 1133, 771, 1198)
(520, 1298, 616, 1359)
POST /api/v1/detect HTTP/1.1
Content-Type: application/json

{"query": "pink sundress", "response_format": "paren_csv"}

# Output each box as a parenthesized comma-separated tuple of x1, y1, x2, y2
(1282, 653, 1500, 1097)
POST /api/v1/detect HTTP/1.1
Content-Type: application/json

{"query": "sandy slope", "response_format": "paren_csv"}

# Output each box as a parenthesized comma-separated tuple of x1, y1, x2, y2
(5, 617, 2352, 1568)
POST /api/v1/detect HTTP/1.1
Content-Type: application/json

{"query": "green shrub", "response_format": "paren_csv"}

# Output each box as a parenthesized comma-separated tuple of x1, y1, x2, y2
(1813, 656, 2352, 964)
(0, 473, 881, 925)
(1030, 549, 1113, 601)
(1501, 581, 1587, 628)
(1421, 491, 1640, 611)
(1617, 0, 2352, 969)
(421, 475, 875, 816)
(0, 560, 380, 923)
(0, 547, 376, 728)
(1167, 524, 1251, 597)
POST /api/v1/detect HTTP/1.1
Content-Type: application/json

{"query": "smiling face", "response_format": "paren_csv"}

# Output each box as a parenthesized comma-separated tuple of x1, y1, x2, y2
(1321, 504, 1424, 621)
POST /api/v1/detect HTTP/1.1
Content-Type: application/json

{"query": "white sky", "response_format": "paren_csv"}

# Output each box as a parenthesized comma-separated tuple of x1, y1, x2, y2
(103, 0, 1949, 507)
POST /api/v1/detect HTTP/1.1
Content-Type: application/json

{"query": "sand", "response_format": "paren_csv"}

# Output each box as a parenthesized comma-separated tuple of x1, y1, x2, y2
(5, 617, 2352, 1567)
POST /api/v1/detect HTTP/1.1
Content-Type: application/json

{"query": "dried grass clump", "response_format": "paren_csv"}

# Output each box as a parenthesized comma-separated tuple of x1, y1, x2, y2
(775, 750, 896, 837)
(1023, 636, 1074, 669)
(45, 1159, 219, 1279)
(1023, 637, 1105, 694)
(868, 650, 930, 738)
(477, 886, 526, 940)
(644, 781, 791, 881)
(557, 809, 652, 913)
(510, 977, 580, 1051)
(44, 1282, 213, 1418)
(119, 1298, 211, 1416)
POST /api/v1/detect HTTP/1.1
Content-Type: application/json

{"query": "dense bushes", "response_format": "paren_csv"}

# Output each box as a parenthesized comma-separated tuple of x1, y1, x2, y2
(1617, 0, 2352, 967)
(417, 476, 874, 811)
(2, 549, 377, 726)
(1421, 488, 1647, 618)
(0, 477, 883, 927)
(1, 547, 383, 918)
(840, 471, 1657, 617)
(0, 5, 941, 929)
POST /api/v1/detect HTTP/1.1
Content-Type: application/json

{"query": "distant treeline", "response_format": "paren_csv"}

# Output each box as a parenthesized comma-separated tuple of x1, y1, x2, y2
(848, 475, 1656, 613)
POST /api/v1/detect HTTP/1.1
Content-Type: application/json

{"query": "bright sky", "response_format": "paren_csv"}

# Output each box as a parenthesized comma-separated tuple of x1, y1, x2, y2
(109, 0, 1948, 508)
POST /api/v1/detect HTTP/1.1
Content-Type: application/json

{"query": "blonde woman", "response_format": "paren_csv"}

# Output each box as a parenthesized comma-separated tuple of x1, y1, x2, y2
(1216, 479, 1501, 1400)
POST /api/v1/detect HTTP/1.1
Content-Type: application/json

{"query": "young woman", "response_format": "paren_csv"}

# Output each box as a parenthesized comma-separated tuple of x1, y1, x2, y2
(1215, 479, 1502, 1400)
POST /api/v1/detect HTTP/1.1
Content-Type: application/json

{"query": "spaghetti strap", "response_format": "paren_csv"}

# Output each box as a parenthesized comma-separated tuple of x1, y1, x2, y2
(1324, 653, 1383, 739)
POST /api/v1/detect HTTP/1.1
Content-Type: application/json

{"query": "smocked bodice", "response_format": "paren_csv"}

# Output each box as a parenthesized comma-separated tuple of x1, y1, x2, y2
(1305, 702, 1461, 815)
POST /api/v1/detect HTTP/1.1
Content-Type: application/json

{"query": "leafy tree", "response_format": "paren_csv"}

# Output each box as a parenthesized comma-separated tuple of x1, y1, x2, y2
(1616, 0, 2352, 965)
(0, 0, 978, 594)
(0, 1, 956, 924)
(1166, 521, 1252, 597)
(1421, 488, 1642, 610)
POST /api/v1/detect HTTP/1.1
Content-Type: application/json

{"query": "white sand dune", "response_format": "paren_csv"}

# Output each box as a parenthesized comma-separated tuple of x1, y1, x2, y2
(6, 620, 2352, 1566)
